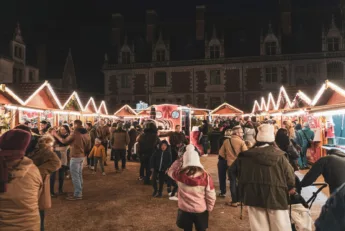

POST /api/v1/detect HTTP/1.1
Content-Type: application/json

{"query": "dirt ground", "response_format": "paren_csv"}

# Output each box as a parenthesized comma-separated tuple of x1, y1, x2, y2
(46, 155, 251, 231)
(46, 155, 327, 231)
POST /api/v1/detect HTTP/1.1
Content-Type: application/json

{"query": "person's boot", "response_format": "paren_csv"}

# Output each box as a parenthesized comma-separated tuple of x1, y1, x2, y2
(152, 190, 158, 197)
(155, 192, 162, 198)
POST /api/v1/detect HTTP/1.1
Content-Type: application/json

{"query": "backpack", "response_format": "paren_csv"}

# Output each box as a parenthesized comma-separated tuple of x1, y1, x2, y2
(315, 183, 345, 231)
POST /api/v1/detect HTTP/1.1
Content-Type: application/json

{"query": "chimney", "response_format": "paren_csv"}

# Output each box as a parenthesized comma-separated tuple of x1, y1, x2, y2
(280, 0, 291, 35)
(36, 44, 46, 80)
(196, 5, 205, 40)
(111, 13, 124, 47)
(146, 10, 157, 43)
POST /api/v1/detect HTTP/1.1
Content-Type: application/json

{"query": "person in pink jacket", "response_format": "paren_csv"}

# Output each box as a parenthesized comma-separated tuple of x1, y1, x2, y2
(168, 144, 216, 231)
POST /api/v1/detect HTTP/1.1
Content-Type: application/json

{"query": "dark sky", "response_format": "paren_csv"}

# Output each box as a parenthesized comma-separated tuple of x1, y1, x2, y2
(0, 0, 339, 94)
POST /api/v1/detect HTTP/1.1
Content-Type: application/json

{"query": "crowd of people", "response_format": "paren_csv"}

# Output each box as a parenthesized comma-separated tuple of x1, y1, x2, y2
(1, 114, 345, 231)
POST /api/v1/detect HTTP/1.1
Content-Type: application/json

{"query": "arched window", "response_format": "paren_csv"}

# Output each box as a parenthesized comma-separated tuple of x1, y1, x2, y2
(327, 62, 344, 80)
(210, 45, 220, 59)
(265, 42, 277, 55)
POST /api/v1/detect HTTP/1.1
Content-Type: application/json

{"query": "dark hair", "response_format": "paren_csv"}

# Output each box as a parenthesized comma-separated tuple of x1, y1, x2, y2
(15, 124, 31, 133)
(40, 120, 48, 125)
(24, 121, 31, 125)
(86, 122, 92, 128)
(31, 128, 40, 135)
(275, 128, 289, 152)
(74, 120, 82, 127)
(295, 123, 302, 131)
(112, 123, 117, 127)
(180, 166, 204, 176)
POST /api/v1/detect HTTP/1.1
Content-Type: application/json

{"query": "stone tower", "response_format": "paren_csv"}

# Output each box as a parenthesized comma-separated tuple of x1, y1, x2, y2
(62, 49, 77, 90)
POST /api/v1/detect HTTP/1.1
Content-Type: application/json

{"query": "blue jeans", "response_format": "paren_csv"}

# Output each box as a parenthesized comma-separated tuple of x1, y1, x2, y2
(70, 157, 84, 197)
(298, 147, 308, 167)
(228, 165, 238, 203)
(217, 158, 227, 195)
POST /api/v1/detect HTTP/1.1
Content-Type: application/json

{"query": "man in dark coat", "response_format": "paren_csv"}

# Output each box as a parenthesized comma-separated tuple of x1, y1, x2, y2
(234, 124, 295, 231)
(301, 148, 345, 194)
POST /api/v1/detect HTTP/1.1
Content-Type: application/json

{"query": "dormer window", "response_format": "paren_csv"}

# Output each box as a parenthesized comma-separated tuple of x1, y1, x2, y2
(327, 38, 339, 51)
(260, 22, 281, 56)
(156, 50, 165, 62)
(122, 51, 131, 64)
(210, 45, 220, 59)
(265, 42, 277, 55)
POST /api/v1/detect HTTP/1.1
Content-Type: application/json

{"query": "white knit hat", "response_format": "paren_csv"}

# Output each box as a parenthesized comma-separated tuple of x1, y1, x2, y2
(256, 124, 275, 143)
(182, 144, 204, 169)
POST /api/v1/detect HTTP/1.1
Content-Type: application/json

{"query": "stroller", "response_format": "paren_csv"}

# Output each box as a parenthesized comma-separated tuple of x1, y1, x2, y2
(290, 182, 328, 231)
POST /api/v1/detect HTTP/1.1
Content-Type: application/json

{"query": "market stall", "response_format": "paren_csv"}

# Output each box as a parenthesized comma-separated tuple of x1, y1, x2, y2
(307, 80, 345, 161)
(61, 92, 83, 125)
(82, 97, 98, 124)
(3, 81, 63, 128)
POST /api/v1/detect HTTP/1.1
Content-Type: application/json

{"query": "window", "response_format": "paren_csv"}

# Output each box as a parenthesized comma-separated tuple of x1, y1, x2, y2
(29, 71, 34, 81)
(14, 46, 23, 59)
(121, 75, 130, 88)
(176, 98, 181, 104)
(307, 64, 318, 75)
(210, 97, 221, 109)
(155, 98, 165, 103)
(121, 100, 131, 104)
(122, 52, 130, 64)
(156, 50, 165, 62)
(327, 62, 344, 80)
(265, 42, 277, 55)
(265, 67, 278, 83)
(154, 72, 167, 87)
(13, 68, 23, 83)
(328, 38, 340, 51)
(210, 70, 221, 85)
(210, 45, 220, 59)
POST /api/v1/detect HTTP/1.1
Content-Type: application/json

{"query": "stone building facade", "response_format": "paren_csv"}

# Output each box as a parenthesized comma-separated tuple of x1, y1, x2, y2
(0, 24, 39, 84)
(103, 2, 345, 111)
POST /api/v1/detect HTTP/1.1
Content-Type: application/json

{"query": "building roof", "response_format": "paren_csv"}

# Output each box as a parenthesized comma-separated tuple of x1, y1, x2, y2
(5, 82, 45, 101)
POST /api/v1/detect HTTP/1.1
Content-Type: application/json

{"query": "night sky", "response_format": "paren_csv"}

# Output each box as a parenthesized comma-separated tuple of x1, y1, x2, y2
(0, 0, 338, 95)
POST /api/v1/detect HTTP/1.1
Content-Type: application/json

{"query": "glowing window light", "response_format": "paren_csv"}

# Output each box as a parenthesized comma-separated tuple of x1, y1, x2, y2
(114, 104, 137, 116)
(311, 84, 326, 106)
(283, 110, 305, 117)
(313, 109, 345, 117)
(275, 86, 292, 110)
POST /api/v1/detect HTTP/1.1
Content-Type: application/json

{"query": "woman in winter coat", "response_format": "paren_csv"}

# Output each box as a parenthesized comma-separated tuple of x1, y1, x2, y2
(150, 140, 172, 197)
(51, 125, 70, 196)
(28, 134, 61, 231)
(168, 144, 216, 231)
(0, 129, 43, 231)
(137, 123, 160, 184)
(217, 129, 231, 197)
(243, 122, 256, 145)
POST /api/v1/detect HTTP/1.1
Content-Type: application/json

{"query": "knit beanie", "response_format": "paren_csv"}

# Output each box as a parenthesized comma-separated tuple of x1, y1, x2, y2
(0, 129, 31, 193)
(182, 144, 204, 169)
(256, 124, 275, 143)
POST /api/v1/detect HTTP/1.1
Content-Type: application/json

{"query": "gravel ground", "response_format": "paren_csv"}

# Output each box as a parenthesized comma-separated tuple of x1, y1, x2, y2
(46, 155, 251, 231)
